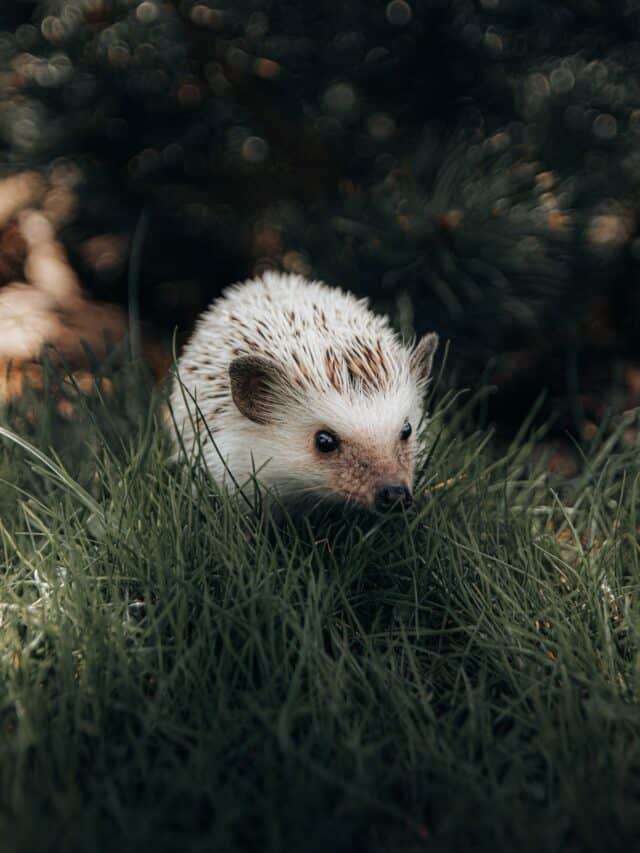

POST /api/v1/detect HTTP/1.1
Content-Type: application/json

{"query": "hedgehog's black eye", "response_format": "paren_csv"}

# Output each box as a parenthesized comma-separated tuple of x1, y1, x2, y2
(400, 421, 412, 441)
(315, 430, 340, 453)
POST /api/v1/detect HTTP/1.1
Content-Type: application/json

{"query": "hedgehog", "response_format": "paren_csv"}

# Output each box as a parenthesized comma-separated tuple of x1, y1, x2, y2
(170, 272, 438, 512)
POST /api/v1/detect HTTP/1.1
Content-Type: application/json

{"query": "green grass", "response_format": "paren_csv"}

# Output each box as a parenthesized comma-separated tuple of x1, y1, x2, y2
(1, 366, 640, 852)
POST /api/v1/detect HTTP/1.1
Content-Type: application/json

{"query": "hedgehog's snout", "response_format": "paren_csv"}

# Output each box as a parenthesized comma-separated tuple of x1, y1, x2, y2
(374, 482, 413, 513)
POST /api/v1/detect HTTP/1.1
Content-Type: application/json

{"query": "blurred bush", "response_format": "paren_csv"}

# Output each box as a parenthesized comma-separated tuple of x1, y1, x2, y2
(2, 0, 640, 417)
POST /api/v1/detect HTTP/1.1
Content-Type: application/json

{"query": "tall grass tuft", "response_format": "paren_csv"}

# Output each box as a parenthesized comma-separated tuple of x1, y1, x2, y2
(1, 369, 640, 852)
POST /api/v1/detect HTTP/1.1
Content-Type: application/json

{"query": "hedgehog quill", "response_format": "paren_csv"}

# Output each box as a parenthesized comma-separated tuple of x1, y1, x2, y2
(171, 273, 438, 512)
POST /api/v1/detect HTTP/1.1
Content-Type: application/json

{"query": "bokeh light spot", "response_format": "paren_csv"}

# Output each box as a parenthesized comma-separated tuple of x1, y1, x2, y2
(550, 67, 575, 95)
(593, 113, 618, 141)
(483, 31, 503, 55)
(630, 110, 640, 134)
(254, 58, 280, 80)
(323, 82, 357, 117)
(246, 12, 269, 38)
(367, 113, 396, 141)
(241, 136, 269, 164)
(136, 2, 159, 25)
(41, 17, 66, 45)
(386, 1, 412, 27)
(190, 5, 225, 29)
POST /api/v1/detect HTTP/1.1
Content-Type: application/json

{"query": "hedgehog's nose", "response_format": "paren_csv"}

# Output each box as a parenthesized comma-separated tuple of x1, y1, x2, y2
(375, 483, 413, 513)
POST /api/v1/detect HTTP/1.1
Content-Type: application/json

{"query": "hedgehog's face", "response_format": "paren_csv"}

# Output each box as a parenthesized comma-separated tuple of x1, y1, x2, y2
(308, 416, 417, 511)
(228, 333, 438, 512)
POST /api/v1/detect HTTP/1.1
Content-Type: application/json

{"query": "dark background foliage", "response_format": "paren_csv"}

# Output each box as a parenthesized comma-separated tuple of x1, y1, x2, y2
(2, 0, 640, 427)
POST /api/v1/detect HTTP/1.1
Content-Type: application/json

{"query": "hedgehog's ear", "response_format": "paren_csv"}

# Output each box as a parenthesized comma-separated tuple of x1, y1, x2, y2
(229, 355, 291, 424)
(409, 332, 439, 383)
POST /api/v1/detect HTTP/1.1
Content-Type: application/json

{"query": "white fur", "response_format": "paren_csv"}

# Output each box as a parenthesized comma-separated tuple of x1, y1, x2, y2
(170, 272, 431, 502)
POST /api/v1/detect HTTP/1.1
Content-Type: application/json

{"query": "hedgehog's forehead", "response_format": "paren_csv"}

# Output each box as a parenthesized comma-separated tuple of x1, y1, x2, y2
(281, 329, 407, 395)
(293, 382, 420, 438)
